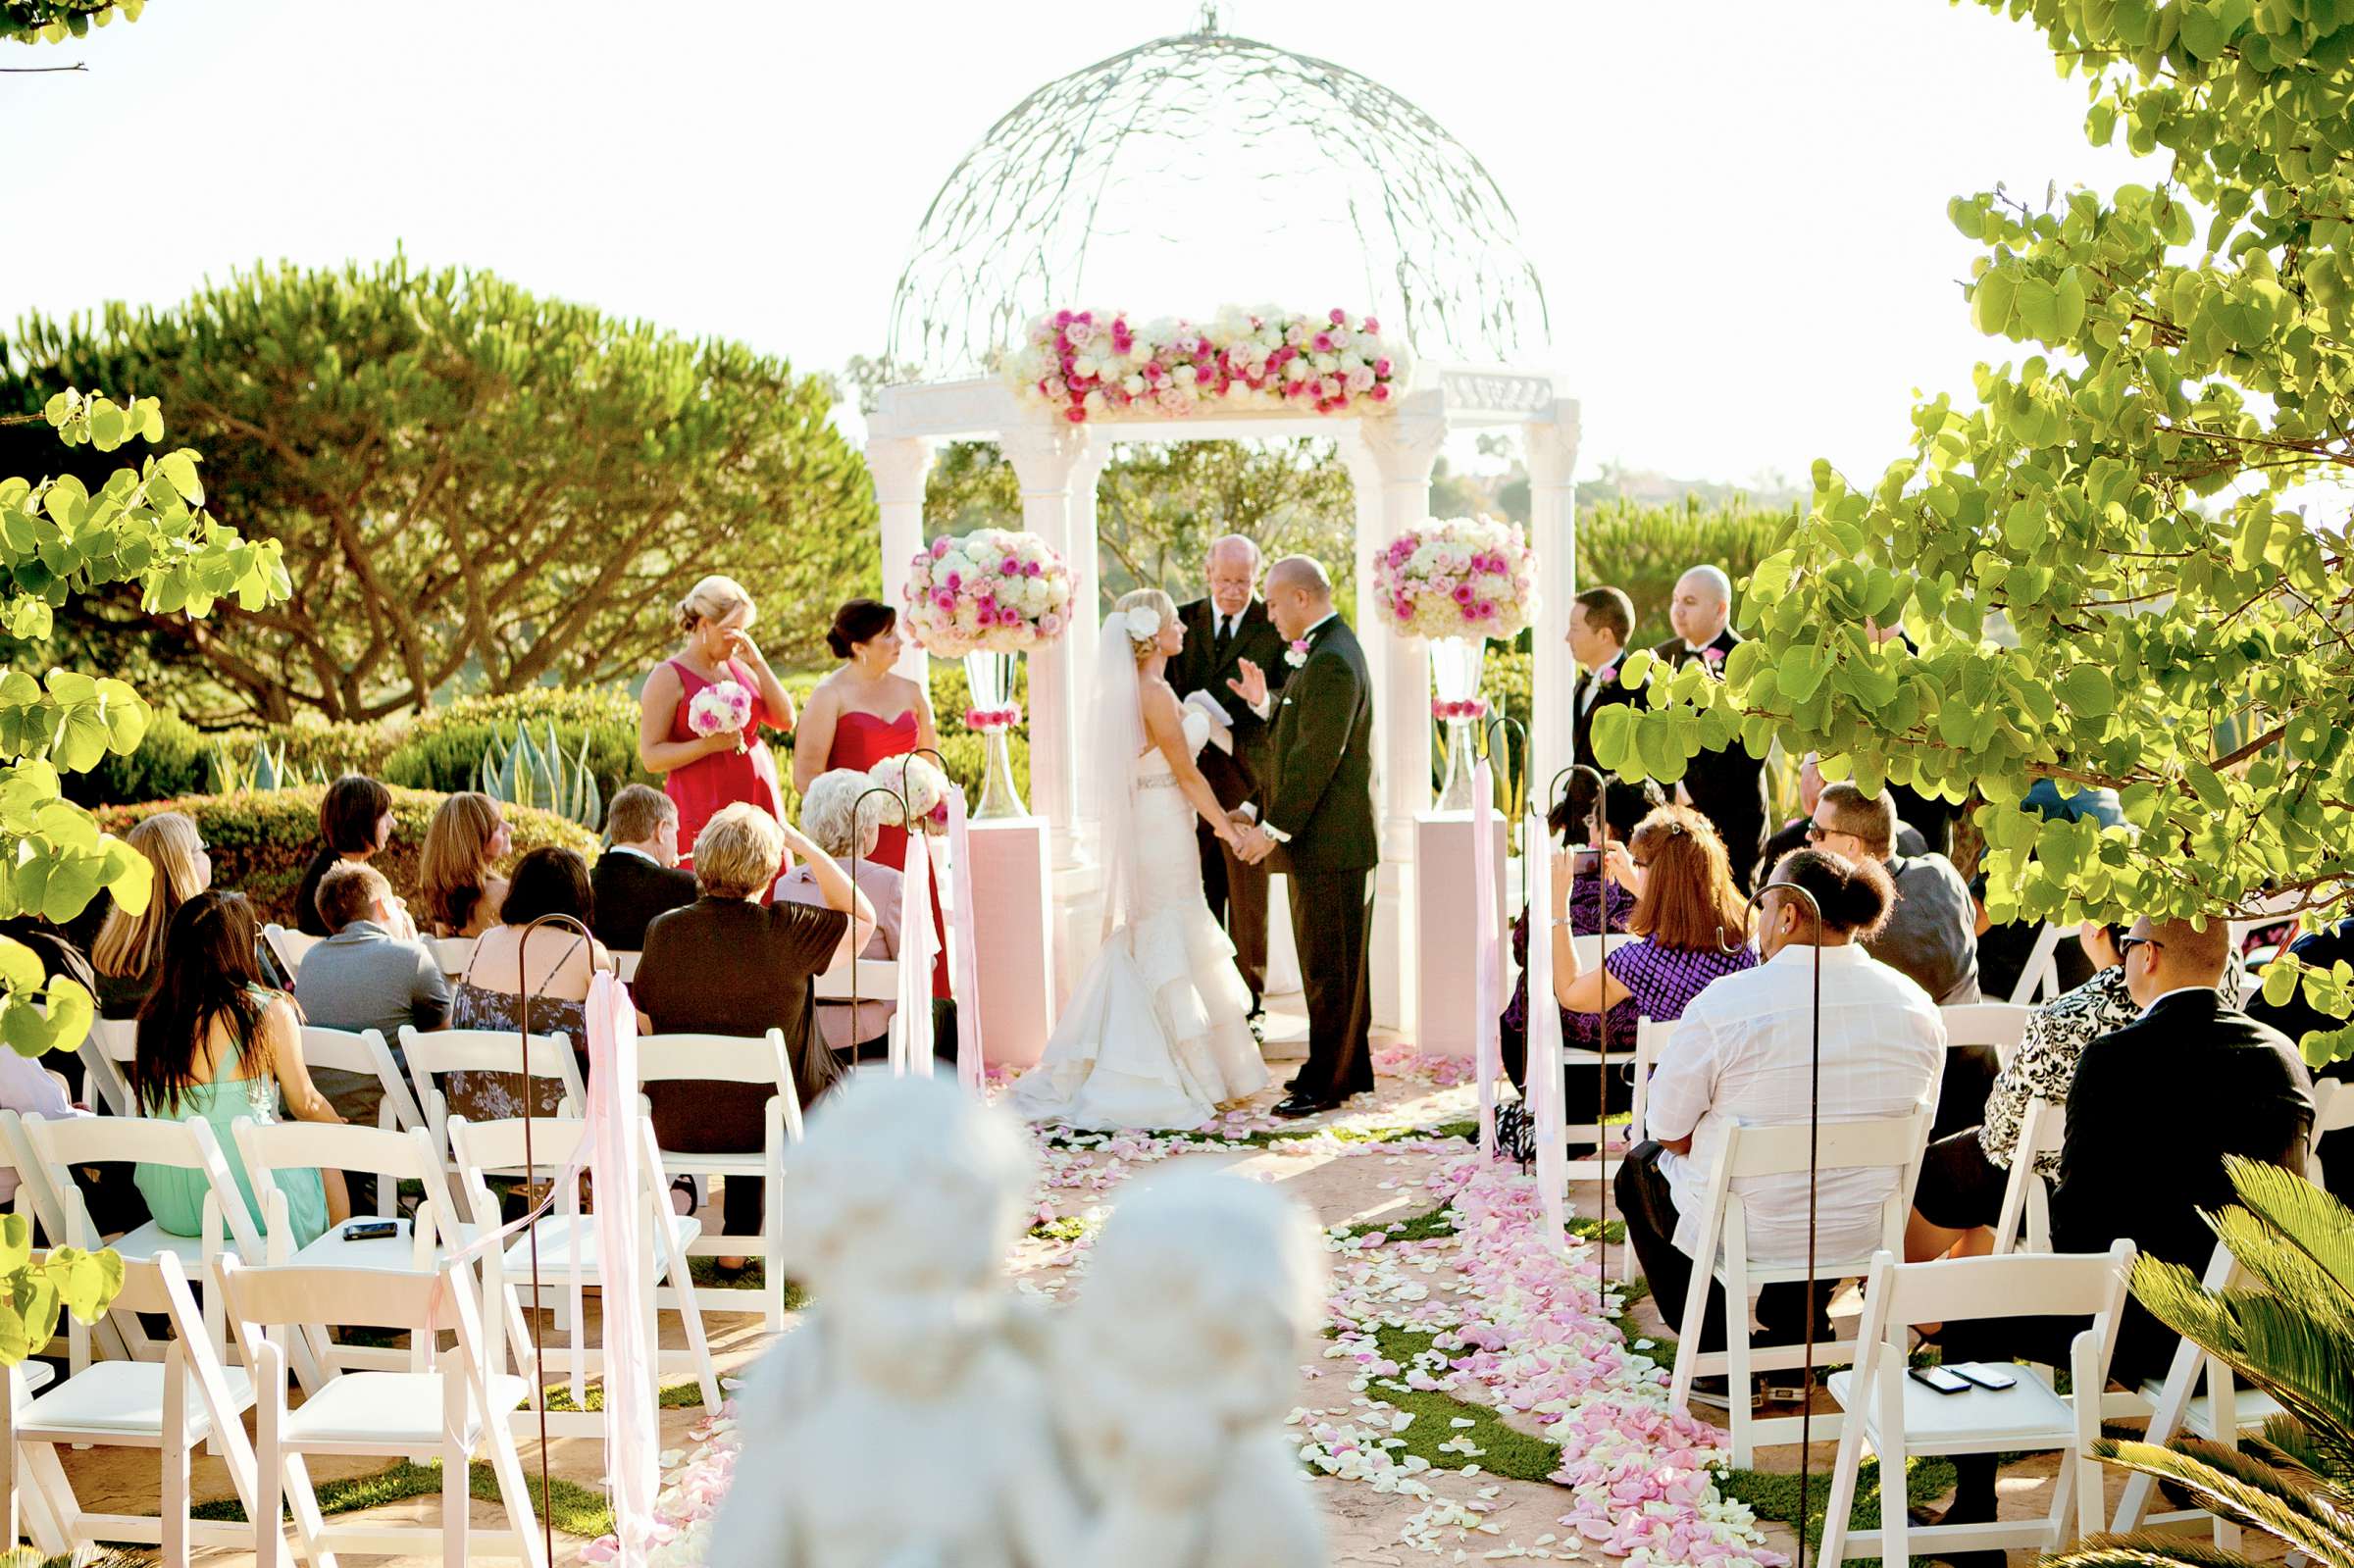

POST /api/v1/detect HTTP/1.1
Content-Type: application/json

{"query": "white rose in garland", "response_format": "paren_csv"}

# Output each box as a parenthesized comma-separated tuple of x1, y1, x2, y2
(1007, 306, 1407, 424)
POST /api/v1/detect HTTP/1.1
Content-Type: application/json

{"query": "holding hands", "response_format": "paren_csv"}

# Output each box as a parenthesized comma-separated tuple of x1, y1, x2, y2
(1232, 823, 1276, 865)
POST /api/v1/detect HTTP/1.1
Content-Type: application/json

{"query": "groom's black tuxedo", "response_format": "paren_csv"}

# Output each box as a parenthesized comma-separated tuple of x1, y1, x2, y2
(1256, 613, 1378, 1103)
(1170, 595, 1289, 1011)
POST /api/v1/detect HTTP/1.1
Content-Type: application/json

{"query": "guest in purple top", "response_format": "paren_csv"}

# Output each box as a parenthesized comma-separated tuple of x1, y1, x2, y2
(1532, 805, 1758, 1123)
(1501, 768, 1660, 1088)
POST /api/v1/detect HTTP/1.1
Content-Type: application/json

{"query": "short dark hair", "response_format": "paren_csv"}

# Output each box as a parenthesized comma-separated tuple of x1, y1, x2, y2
(1573, 585, 1635, 645)
(825, 598, 897, 661)
(319, 774, 392, 856)
(500, 846, 594, 931)
(1551, 765, 1662, 843)
(315, 861, 389, 935)
(1766, 848, 1897, 940)
(1817, 781, 1899, 857)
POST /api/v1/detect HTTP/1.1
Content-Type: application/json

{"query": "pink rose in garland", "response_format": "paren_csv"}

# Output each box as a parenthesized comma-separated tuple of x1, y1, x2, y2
(1007, 304, 1408, 424)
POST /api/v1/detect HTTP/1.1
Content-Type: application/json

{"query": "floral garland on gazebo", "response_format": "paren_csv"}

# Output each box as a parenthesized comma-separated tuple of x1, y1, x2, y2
(1006, 305, 1407, 423)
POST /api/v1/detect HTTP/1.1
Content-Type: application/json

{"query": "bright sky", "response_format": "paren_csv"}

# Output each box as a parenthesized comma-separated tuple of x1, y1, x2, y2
(0, 0, 2154, 489)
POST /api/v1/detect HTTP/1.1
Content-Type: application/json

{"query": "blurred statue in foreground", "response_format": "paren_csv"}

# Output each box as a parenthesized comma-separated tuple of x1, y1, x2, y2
(706, 1076, 1328, 1568)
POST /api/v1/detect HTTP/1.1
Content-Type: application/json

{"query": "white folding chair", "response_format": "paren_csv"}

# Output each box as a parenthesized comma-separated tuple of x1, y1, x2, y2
(430, 936, 477, 979)
(812, 956, 901, 1005)
(76, 1017, 135, 1118)
(635, 1030, 802, 1329)
(1553, 936, 1642, 1183)
(219, 1257, 544, 1568)
(611, 949, 641, 984)
(2110, 1239, 2285, 1546)
(1666, 1105, 1936, 1465)
(1818, 1241, 2136, 1568)
(0, 1113, 126, 1363)
(262, 924, 321, 980)
(1609, 1016, 1674, 1278)
(3, 1249, 264, 1561)
(2007, 923, 2068, 1005)
(1939, 1001, 2030, 1068)
(400, 1025, 586, 1157)
(301, 1024, 428, 1135)
(447, 1112, 723, 1430)
(1990, 1095, 2068, 1256)
(2309, 1077, 2351, 1185)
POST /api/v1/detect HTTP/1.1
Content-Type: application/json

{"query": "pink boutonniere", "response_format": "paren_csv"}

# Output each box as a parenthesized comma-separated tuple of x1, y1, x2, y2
(1595, 660, 1619, 685)
(1700, 644, 1726, 670)
(1284, 638, 1311, 669)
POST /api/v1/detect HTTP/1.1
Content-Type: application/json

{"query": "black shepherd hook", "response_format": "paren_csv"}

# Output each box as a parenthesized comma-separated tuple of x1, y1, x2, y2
(1718, 878, 1824, 1568)
(512, 908, 595, 1568)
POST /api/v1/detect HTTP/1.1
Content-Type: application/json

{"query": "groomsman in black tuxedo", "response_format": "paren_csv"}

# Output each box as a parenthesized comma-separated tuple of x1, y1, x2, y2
(1230, 556, 1377, 1116)
(1651, 566, 1766, 890)
(1168, 534, 1289, 1028)
(1568, 584, 1642, 776)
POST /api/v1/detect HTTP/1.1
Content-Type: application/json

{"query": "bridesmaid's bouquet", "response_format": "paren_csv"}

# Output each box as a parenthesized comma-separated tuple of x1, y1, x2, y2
(903, 528, 1076, 657)
(867, 753, 953, 835)
(688, 680, 753, 751)
(1371, 516, 1539, 640)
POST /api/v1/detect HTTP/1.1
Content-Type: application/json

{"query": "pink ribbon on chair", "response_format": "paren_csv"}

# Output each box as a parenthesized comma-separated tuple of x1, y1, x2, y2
(585, 975, 655, 1565)
(895, 817, 940, 1077)
(1470, 758, 1502, 1158)
(1524, 824, 1571, 1251)
(944, 785, 986, 1089)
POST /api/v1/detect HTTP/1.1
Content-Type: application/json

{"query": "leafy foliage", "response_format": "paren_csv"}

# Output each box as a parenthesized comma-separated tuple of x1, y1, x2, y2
(2046, 1158, 2354, 1568)
(206, 737, 328, 794)
(1576, 497, 1798, 655)
(95, 784, 599, 927)
(1597, 0, 2354, 1057)
(0, 254, 877, 723)
(382, 686, 652, 803)
(1, 0, 138, 44)
(474, 720, 602, 830)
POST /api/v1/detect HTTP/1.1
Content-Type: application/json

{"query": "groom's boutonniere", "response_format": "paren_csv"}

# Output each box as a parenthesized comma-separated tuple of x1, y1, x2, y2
(1699, 644, 1725, 672)
(1595, 659, 1619, 685)
(1284, 638, 1310, 670)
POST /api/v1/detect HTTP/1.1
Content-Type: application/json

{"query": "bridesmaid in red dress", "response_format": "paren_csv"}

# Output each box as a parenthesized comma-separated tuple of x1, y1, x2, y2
(638, 576, 796, 865)
(793, 599, 948, 995)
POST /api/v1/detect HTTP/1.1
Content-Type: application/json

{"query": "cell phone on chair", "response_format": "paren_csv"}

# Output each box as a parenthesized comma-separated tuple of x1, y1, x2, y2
(1949, 1364, 2018, 1391)
(341, 1219, 400, 1241)
(1908, 1365, 1972, 1395)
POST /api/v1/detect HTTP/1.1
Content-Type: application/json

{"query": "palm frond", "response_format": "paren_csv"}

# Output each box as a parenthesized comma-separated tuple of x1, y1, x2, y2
(2211, 1206, 2354, 1337)
(2044, 1532, 2272, 1568)
(2221, 1155, 2354, 1305)
(2089, 1440, 2354, 1568)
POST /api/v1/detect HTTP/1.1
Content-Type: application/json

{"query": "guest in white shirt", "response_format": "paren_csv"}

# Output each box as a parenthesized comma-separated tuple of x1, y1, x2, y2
(1616, 846, 1945, 1362)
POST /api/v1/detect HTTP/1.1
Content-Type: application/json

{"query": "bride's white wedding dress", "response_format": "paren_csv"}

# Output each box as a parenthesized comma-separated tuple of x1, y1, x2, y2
(1010, 706, 1268, 1131)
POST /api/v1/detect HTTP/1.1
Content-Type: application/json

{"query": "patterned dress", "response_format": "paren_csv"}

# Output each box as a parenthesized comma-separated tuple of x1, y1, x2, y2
(442, 951, 591, 1122)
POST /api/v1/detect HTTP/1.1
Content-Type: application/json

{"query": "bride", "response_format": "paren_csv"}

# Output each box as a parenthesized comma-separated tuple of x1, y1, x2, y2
(1010, 589, 1270, 1130)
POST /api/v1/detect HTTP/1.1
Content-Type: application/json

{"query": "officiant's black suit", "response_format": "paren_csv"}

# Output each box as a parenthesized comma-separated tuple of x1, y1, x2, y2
(1258, 614, 1378, 1104)
(1649, 626, 1767, 890)
(1171, 595, 1288, 1011)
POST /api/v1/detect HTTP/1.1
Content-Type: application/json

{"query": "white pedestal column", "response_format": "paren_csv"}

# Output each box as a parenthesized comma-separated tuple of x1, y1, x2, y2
(1524, 400, 1582, 779)
(1414, 810, 1508, 1057)
(966, 818, 1054, 1067)
(866, 434, 936, 684)
(998, 423, 1095, 873)
(1353, 399, 1449, 1036)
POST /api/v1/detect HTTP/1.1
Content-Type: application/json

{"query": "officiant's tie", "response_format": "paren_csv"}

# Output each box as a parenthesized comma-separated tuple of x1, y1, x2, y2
(1214, 615, 1234, 667)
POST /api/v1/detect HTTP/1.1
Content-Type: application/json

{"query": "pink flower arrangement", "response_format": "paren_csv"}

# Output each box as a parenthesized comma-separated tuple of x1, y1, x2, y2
(963, 702, 1022, 733)
(902, 527, 1075, 657)
(866, 753, 953, 835)
(685, 680, 752, 751)
(1431, 696, 1488, 722)
(1006, 304, 1407, 424)
(1372, 517, 1540, 640)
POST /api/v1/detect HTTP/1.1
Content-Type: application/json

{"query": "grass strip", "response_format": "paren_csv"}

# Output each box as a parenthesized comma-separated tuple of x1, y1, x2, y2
(542, 1378, 710, 1412)
(1334, 1199, 1458, 1242)
(185, 1458, 615, 1538)
(1360, 1326, 1562, 1482)
(1717, 1454, 1958, 1559)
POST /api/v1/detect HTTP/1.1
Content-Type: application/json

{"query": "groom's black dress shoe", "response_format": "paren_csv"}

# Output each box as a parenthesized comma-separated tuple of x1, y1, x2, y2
(1271, 1093, 1336, 1119)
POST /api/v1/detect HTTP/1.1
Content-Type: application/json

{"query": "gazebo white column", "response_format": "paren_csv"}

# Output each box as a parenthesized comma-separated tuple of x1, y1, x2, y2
(866, 434, 936, 683)
(1066, 442, 1111, 859)
(999, 422, 1097, 873)
(1354, 393, 1449, 1033)
(1524, 400, 1582, 780)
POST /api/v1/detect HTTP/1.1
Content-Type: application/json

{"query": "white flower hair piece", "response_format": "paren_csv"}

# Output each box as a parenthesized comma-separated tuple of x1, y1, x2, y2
(1122, 605, 1163, 641)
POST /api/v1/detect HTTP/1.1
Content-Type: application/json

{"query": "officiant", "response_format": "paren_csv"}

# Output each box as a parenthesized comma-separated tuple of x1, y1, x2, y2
(1170, 534, 1289, 1033)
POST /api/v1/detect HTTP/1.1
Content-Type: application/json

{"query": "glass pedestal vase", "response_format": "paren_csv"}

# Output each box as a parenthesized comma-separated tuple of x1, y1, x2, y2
(962, 650, 1027, 821)
(1430, 635, 1489, 813)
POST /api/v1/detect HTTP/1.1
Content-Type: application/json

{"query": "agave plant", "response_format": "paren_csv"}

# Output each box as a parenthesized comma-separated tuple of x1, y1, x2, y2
(474, 720, 602, 830)
(2046, 1156, 2354, 1568)
(206, 738, 328, 793)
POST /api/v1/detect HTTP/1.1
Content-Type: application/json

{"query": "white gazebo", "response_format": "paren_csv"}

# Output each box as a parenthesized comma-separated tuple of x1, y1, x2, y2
(864, 16, 1583, 1045)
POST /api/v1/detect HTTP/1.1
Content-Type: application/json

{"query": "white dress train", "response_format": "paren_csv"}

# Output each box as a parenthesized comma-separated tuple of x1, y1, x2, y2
(1010, 709, 1268, 1130)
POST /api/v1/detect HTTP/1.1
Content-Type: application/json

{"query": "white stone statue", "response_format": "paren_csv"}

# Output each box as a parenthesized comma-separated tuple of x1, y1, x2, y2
(706, 1075, 1088, 1568)
(1054, 1166, 1330, 1568)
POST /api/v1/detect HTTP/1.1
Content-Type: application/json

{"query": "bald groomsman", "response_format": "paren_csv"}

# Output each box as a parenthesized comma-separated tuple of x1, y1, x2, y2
(1651, 566, 1766, 890)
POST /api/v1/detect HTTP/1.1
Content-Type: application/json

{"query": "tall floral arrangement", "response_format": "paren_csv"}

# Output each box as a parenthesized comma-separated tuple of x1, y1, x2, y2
(1372, 517, 1539, 640)
(1006, 305, 1407, 424)
(902, 528, 1076, 658)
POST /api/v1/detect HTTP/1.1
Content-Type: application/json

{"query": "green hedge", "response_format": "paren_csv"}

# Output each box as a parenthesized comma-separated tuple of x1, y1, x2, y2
(382, 688, 656, 801)
(1576, 497, 1798, 653)
(94, 786, 601, 928)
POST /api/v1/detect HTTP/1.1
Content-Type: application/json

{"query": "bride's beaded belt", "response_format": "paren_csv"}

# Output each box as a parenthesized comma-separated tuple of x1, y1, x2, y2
(1136, 775, 1180, 789)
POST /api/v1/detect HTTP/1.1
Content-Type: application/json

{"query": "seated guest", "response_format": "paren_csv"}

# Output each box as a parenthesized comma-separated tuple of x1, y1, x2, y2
(1972, 875, 2096, 1006)
(444, 847, 617, 1122)
(1617, 849, 1943, 1361)
(2246, 916, 2354, 1196)
(293, 862, 449, 1125)
(130, 891, 349, 1245)
(92, 811, 211, 1018)
(1811, 781, 1991, 1137)
(1931, 914, 2313, 1549)
(1910, 921, 2246, 1261)
(293, 776, 395, 938)
(775, 769, 904, 1062)
(590, 784, 697, 952)
(1758, 754, 1921, 890)
(417, 791, 511, 940)
(634, 803, 872, 1264)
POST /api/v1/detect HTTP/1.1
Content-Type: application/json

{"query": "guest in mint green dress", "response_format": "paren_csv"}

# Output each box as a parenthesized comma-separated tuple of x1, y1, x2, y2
(130, 891, 349, 1245)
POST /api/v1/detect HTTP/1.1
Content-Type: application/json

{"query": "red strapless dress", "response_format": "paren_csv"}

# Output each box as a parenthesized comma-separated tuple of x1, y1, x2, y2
(827, 709, 949, 998)
(663, 657, 783, 860)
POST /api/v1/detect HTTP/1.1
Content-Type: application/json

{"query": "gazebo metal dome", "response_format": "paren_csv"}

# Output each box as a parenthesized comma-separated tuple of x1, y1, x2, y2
(886, 6, 1550, 379)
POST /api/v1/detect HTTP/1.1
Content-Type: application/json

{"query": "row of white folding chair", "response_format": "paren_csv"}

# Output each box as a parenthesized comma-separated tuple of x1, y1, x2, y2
(812, 956, 902, 1002)
(261, 923, 320, 981)
(399, 1025, 586, 1158)
(1665, 1103, 1936, 1466)
(77, 1018, 426, 1139)
(431, 935, 476, 978)
(635, 1030, 804, 1328)
(1817, 1240, 2136, 1568)
(1940, 1001, 2030, 1067)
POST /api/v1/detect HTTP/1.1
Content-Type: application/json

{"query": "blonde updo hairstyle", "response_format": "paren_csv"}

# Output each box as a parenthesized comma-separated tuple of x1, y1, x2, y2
(678, 575, 757, 635)
(1114, 587, 1177, 665)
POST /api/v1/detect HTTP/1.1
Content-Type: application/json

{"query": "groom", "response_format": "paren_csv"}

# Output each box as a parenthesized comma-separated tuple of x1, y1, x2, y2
(1229, 556, 1378, 1117)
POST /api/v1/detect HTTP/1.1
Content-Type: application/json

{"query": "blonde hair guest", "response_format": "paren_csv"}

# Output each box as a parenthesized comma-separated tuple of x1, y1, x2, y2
(417, 791, 511, 938)
(92, 811, 212, 1018)
(639, 574, 796, 860)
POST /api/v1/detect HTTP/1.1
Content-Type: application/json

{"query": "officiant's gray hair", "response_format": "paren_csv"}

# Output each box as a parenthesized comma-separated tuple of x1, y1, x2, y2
(1207, 533, 1260, 569)
(1266, 555, 1333, 601)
